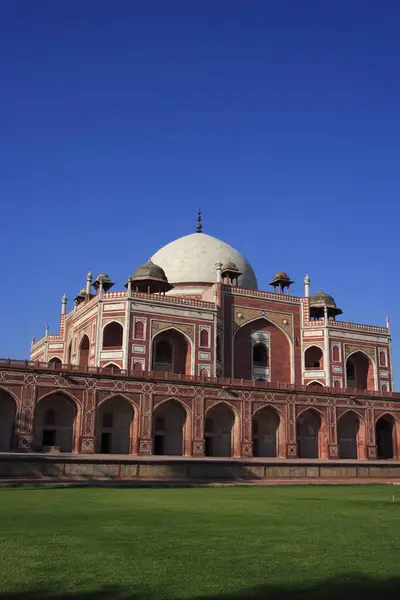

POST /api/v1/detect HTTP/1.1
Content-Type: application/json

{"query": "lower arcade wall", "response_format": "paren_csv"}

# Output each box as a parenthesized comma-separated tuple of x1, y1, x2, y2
(1, 366, 400, 463)
(2, 454, 400, 482)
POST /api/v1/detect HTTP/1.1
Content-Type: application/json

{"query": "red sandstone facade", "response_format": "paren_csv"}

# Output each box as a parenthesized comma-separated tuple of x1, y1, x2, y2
(0, 225, 397, 461)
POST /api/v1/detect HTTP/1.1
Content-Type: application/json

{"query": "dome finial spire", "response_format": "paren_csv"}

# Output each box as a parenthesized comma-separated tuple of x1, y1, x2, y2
(196, 208, 202, 233)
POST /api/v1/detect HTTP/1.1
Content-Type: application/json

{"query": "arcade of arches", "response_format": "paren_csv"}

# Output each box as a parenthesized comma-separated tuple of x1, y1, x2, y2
(0, 384, 399, 459)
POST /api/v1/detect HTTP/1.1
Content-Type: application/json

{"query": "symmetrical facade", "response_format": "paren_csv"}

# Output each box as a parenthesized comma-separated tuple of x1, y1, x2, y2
(0, 217, 398, 461)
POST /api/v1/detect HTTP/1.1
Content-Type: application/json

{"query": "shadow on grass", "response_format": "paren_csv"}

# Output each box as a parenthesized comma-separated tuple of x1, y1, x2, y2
(2, 575, 400, 599)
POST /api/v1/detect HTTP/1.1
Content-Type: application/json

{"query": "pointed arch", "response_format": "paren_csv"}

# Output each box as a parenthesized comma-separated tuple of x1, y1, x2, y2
(49, 357, 62, 367)
(346, 350, 376, 391)
(0, 385, 21, 410)
(306, 380, 325, 389)
(102, 321, 123, 349)
(0, 388, 17, 451)
(304, 346, 324, 369)
(34, 391, 81, 453)
(375, 414, 397, 459)
(151, 327, 194, 375)
(66, 340, 73, 364)
(78, 334, 90, 368)
(204, 401, 240, 458)
(134, 320, 144, 340)
(296, 407, 329, 458)
(332, 345, 340, 362)
(337, 410, 366, 459)
(252, 405, 282, 458)
(200, 329, 209, 348)
(101, 363, 121, 373)
(233, 315, 292, 344)
(233, 316, 293, 384)
(152, 398, 190, 456)
(98, 392, 139, 412)
(96, 394, 138, 454)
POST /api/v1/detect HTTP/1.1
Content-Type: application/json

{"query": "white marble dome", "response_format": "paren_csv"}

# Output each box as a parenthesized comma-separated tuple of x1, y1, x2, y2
(151, 233, 258, 291)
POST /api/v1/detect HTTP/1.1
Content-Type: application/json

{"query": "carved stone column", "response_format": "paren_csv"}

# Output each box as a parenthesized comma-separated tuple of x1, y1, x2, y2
(366, 405, 377, 459)
(328, 403, 339, 459)
(16, 382, 36, 451)
(138, 392, 153, 455)
(286, 400, 297, 458)
(192, 395, 205, 456)
(241, 399, 252, 457)
(80, 388, 96, 453)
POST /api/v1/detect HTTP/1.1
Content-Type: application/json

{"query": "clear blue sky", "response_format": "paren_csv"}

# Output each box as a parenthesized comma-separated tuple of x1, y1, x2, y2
(1, 1, 399, 383)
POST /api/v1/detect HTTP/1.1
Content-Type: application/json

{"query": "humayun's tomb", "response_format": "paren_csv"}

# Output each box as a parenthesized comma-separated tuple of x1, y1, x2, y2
(0, 212, 399, 482)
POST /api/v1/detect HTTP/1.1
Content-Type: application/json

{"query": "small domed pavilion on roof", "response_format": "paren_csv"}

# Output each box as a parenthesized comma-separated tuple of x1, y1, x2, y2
(126, 259, 172, 294)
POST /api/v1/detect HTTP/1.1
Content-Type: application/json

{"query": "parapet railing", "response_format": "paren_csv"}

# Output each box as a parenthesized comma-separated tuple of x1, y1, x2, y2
(127, 291, 215, 309)
(303, 319, 388, 334)
(228, 286, 303, 303)
(0, 358, 397, 400)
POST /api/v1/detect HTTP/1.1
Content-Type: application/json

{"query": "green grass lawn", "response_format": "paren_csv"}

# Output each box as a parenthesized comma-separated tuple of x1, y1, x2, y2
(0, 486, 400, 599)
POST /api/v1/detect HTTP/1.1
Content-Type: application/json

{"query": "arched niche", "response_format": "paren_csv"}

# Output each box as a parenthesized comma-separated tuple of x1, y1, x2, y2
(152, 400, 189, 456)
(78, 335, 90, 369)
(376, 415, 398, 459)
(0, 389, 17, 451)
(204, 403, 240, 458)
(152, 329, 192, 375)
(346, 351, 375, 391)
(102, 322, 123, 349)
(296, 409, 328, 459)
(234, 317, 290, 383)
(337, 411, 366, 459)
(49, 357, 62, 369)
(34, 393, 79, 453)
(96, 395, 136, 454)
(304, 346, 324, 369)
(252, 406, 282, 457)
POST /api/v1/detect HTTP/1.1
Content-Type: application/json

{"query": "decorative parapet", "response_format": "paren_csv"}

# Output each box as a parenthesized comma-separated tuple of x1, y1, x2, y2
(328, 320, 388, 334)
(129, 290, 216, 309)
(102, 291, 127, 299)
(228, 286, 303, 304)
(0, 358, 397, 399)
(302, 317, 388, 336)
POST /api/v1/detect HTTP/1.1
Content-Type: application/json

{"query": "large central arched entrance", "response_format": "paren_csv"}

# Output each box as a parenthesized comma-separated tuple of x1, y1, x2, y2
(233, 317, 290, 383)
(346, 351, 375, 391)
(252, 406, 280, 457)
(96, 395, 136, 454)
(0, 389, 17, 451)
(152, 400, 187, 456)
(296, 409, 328, 459)
(205, 403, 236, 457)
(152, 329, 192, 375)
(34, 393, 78, 452)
